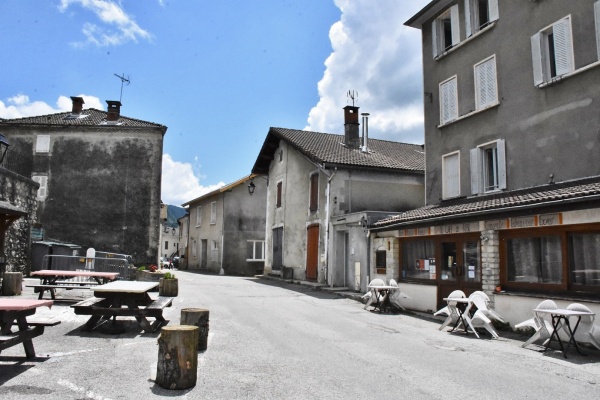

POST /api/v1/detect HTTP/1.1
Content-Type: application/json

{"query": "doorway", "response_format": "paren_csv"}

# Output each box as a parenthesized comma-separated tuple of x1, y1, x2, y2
(272, 227, 283, 271)
(437, 235, 481, 307)
(306, 224, 319, 281)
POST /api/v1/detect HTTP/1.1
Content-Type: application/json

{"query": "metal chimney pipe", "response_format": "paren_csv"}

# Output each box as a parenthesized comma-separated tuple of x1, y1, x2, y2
(361, 113, 370, 153)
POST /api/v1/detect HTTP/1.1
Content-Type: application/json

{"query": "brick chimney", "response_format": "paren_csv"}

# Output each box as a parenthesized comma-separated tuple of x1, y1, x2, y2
(70, 96, 85, 114)
(106, 100, 122, 122)
(344, 105, 360, 148)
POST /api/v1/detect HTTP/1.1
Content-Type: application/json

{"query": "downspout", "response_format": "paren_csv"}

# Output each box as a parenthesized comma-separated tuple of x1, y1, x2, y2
(324, 167, 337, 287)
(219, 192, 225, 275)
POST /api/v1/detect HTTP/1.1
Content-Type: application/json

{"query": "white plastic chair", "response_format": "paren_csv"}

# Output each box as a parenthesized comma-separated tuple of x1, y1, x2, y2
(515, 300, 557, 348)
(470, 291, 505, 323)
(465, 292, 499, 338)
(566, 303, 600, 351)
(387, 279, 411, 310)
(362, 278, 385, 310)
(437, 290, 467, 332)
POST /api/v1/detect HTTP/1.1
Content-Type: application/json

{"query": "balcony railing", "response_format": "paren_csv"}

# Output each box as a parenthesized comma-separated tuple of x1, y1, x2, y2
(0, 147, 33, 177)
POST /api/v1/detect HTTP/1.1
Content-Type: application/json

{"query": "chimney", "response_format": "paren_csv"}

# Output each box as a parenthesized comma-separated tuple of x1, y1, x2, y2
(361, 113, 370, 153)
(106, 100, 122, 122)
(70, 96, 85, 115)
(343, 105, 360, 148)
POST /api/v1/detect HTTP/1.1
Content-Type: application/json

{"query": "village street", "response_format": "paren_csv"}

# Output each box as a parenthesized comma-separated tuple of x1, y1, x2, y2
(1, 271, 600, 399)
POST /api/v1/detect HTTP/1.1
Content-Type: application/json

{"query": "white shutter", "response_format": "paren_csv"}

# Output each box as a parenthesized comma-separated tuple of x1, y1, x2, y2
(531, 33, 544, 86)
(432, 21, 439, 58)
(464, 0, 472, 37)
(32, 175, 48, 200)
(440, 78, 458, 124)
(496, 139, 507, 190)
(595, 1, 600, 60)
(475, 57, 497, 109)
(488, 0, 499, 23)
(443, 153, 460, 199)
(450, 5, 460, 46)
(470, 148, 482, 195)
(553, 17, 574, 76)
(35, 135, 50, 153)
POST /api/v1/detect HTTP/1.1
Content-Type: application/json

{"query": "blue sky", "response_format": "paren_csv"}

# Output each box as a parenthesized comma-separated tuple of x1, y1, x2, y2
(0, 0, 429, 205)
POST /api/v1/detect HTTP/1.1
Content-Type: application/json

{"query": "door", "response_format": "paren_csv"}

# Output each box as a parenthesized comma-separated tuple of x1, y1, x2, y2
(437, 235, 481, 308)
(200, 240, 207, 269)
(334, 231, 347, 287)
(272, 227, 283, 271)
(306, 225, 319, 281)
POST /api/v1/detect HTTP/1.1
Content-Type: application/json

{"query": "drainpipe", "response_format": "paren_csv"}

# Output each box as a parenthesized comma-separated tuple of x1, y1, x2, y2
(324, 167, 337, 286)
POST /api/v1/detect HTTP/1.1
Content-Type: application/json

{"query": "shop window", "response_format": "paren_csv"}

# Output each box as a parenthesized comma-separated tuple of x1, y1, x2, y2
(401, 239, 436, 281)
(569, 232, 600, 286)
(375, 250, 386, 274)
(531, 16, 574, 86)
(506, 235, 562, 284)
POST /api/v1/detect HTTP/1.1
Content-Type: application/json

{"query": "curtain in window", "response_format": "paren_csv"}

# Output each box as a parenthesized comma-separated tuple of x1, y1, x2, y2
(402, 240, 436, 280)
(507, 236, 562, 284)
(569, 233, 600, 286)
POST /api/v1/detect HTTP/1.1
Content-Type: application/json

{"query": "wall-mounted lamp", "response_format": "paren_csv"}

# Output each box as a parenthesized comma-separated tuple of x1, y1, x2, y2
(480, 235, 489, 242)
(247, 180, 256, 195)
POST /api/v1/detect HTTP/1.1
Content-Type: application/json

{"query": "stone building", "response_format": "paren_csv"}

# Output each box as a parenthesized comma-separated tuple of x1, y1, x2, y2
(1, 97, 167, 266)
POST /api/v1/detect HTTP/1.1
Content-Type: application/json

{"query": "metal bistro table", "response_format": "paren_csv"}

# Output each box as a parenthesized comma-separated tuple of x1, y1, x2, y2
(441, 297, 478, 337)
(72, 281, 170, 333)
(0, 298, 57, 358)
(533, 307, 595, 358)
(367, 285, 397, 313)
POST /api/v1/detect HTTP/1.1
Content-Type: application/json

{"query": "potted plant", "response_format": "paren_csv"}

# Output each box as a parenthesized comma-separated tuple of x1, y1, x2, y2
(136, 264, 164, 282)
(159, 271, 178, 296)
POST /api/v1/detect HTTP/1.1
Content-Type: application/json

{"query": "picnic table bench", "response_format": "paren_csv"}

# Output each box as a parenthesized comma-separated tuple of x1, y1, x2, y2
(28, 270, 119, 300)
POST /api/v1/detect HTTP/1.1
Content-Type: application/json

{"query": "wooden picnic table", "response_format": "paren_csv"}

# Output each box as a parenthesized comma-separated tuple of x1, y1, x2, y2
(0, 298, 59, 358)
(71, 281, 173, 333)
(29, 270, 120, 300)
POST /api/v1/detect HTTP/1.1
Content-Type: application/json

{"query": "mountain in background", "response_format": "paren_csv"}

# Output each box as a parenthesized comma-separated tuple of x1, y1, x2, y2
(166, 205, 187, 228)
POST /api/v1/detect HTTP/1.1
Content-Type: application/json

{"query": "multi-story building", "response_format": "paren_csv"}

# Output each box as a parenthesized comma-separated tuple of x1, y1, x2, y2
(1, 96, 166, 265)
(372, 0, 600, 323)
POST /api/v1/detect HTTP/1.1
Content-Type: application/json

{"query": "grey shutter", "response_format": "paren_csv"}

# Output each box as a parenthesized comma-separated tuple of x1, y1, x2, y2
(465, 0, 472, 37)
(531, 33, 544, 85)
(470, 148, 482, 195)
(595, 1, 600, 60)
(496, 139, 507, 190)
(553, 17, 574, 76)
(432, 21, 438, 58)
(451, 5, 460, 46)
(488, 0, 499, 23)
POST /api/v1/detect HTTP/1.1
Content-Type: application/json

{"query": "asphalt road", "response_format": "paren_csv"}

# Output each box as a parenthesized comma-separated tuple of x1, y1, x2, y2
(1, 271, 600, 399)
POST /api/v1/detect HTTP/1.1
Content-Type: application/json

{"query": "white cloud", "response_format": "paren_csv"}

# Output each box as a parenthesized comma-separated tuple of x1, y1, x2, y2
(161, 154, 225, 206)
(58, 0, 152, 47)
(0, 94, 103, 119)
(306, 0, 430, 144)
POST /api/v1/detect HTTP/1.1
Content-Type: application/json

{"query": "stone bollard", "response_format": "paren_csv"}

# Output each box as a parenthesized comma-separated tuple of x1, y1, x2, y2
(180, 308, 209, 351)
(156, 325, 199, 390)
(1, 272, 23, 296)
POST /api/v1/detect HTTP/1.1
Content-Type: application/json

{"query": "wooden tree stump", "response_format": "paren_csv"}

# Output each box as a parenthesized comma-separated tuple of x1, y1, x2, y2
(156, 325, 199, 390)
(180, 308, 210, 351)
(1, 272, 23, 296)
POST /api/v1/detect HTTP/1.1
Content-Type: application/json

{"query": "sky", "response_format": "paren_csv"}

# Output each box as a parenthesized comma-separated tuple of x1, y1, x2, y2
(0, 0, 430, 206)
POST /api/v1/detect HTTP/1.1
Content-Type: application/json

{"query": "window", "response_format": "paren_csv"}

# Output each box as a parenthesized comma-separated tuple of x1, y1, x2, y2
(210, 202, 216, 224)
(276, 181, 282, 208)
(442, 151, 460, 199)
(246, 240, 265, 261)
(31, 175, 48, 200)
(309, 173, 319, 211)
(164, 241, 168, 250)
(531, 16, 574, 86)
(375, 250, 387, 274)
(506, 235, 562, 284)
(196, 206, 202, 226)
(465, 0, 499, 37)
(569, 232, 600, 287)
(212, 240, 218, 251)
(595, 1, 600, 60)
(35, 135, 50, 153)
(192, 240, 197, 257)
(432, 5, 459, 57)
(439, 76, 458, 124)
(474, 55, 498, 110)
(470, 139, 506, 194)
(401, 239, 436, 280)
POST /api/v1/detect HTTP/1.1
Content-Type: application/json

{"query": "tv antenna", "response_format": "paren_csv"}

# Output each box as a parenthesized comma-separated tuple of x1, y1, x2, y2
(114, 73, 131, 102)
(347, 90, 358, 106)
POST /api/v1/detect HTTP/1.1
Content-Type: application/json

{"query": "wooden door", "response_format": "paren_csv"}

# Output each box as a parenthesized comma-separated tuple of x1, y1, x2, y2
(272, 227, 283, 271)
(306, 225, 319, 281)
(437, 235, 481, 308)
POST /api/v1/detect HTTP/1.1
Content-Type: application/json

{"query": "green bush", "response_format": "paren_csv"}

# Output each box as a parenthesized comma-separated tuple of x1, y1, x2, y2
(164, 272, 176, 279)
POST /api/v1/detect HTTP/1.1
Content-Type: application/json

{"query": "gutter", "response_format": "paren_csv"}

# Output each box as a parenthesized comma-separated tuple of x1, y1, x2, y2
(323, 167, 337, 287)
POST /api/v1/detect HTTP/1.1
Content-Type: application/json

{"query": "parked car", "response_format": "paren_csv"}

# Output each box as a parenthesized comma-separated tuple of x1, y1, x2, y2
(159, 257, 172, 269)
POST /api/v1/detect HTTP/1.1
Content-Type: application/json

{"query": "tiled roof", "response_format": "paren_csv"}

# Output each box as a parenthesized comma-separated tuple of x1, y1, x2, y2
(1, 109, 166, 129)
(252, 127, 424, 174)
(373, 176, 600, 229)
(181, 174, 256, 207)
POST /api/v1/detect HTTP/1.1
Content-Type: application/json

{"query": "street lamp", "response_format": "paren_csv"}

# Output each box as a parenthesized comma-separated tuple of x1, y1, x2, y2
(247, 180, 256, 195)
(0, 134, 10, 164)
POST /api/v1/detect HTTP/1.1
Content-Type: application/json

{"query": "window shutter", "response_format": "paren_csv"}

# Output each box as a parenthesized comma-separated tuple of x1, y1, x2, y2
(33, 175, 48, 199)
(496, 139, 507, 190)
(464, 0, 472, 37)
(470, 148, 482, 195)
(443, 153, 460, 199)
(432, 21, 438, 58)
(450, 5, 460, 46)
(553, 17, 574, 76)
(309, 174, 318, 211)
(488, 0, 499, 23)
(440, 78, 458, 124)
(476, 57, 497, 109)
(531, 33, 544, 86)
(276, 182, 282, 208)
(594, 1, 600, 60)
